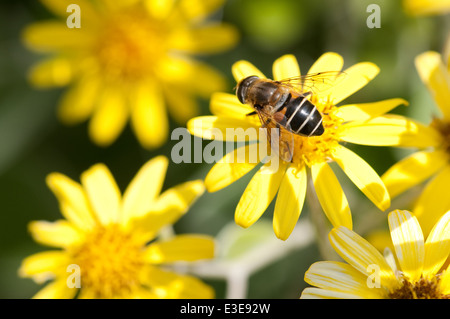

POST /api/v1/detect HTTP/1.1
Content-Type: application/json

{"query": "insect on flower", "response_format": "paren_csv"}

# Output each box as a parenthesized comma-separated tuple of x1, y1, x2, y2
(188, 53, 410, 240)
(236, 72, 344, 161)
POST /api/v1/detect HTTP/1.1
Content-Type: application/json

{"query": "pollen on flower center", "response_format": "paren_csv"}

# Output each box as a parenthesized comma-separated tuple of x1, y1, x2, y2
(72, 224, 144, 298)
(94, 11, 167, 82)
(389, 276, 450, 299)
(288, 100, 342, 166)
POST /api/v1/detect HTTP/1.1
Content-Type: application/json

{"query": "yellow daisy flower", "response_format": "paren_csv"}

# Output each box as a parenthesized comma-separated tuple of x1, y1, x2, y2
(382, 51, 450, 236)
(403, 0, 450, 16)
(23, 0, 238, 149)
(19, 156, 215, 299)
(301, 209, 450, 299)
(187, 53, 416, 240)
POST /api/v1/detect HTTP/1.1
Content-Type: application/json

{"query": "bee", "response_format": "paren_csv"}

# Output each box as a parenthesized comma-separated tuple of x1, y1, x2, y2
(236, 72, 342, 162)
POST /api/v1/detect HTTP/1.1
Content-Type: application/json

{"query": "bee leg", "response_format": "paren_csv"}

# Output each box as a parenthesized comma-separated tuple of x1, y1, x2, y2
(246, 111, 258, 116)
(262, 118, 272, 128)
(283, 141, 293, 162)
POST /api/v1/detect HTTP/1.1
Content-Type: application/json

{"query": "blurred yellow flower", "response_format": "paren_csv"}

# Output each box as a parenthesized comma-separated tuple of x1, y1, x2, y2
(19, 156, 215, 299)
(187, 53, 415, 240)
(403, 0, 450, 16)
(301, 209, 450, 299)
(382, 51, 450, 236)
(23, 0, 238, 149)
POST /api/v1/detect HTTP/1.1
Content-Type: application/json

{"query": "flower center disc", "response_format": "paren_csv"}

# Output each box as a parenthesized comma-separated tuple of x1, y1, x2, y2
(72, 225, 144, 298)
(389, 276, 450, 299)
(94, 10, 167, 82)
(283, 101, 341, 166)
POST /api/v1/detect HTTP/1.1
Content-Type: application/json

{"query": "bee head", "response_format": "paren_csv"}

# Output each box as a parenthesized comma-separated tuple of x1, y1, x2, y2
(236, 75, 259, 104)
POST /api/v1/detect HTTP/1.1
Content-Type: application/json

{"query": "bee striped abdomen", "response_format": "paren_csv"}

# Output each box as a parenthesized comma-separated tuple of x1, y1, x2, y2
(283, 95, 324, 136)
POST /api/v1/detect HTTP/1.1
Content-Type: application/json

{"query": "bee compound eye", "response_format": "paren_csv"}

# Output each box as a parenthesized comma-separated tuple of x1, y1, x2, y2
(236, 76, 259, 104)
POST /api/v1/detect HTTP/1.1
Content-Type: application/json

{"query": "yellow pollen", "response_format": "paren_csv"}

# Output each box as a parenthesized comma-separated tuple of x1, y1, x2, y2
(389, 275, 450, 299)
(94, 10, 168, 82)
(71, 225, 144, 298)
(289, 100, 342, 166)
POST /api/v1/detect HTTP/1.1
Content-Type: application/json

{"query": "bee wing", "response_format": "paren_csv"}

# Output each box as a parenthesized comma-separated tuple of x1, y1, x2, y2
(255, 109, 294, 163)
(277, 71, 345, 95)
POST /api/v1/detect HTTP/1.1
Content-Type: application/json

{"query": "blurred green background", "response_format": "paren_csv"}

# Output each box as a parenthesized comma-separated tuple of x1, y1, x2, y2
(0, 0, 448, 299)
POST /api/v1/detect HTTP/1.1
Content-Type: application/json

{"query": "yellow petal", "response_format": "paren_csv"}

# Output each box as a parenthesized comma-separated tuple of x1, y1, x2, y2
(23, 21, 93, 52)
(273, 165, 307, 240)
(335, 98, 409, 122)
(415, 51, 450, 120)
(300, 287, 366, 299)
(164, 86, 200, 124)
(29, 220, 82, 248)
(155, 180, 205, 217)
(304, 261, 384, 298)
(329, 226, 398, 290)
(235, 161, 286, 228)
(232, 60, 266, 83)
(403, 0, 450, 16)
(209, 92, 255, 120)
(33, 278, 78, 299)
(28, 57, 74, 88)
(169, 23, 238, 54)
(40, 0, 97, 21)
(46, 173, 96, 230)
(423, 211, 450, 278)
(144, 0, 176, 20)
(122, 156, 168, 224)
(185, 62, 228, 98)
(157, 57, 226, 98)
(311, 162, 352, 229)
(94, 0, 139, 11)
(381, 149, 449, 199)
(414, 165, 450, 236)
(19, 251, 70, 283)
(177, 0, 225, 21)
(143, 235, 215, 263)
(130, 80, 168, 149)
(440, 266, 450, 295)
(129, 180, 205, 238)
(80, 164, 121, 225)
(339, 114, 443, 148)
(205, 143, 261, 192)
(272, 54, 301, 82)
(333, 145, 390, 211)
(305, 52, 345, 98)
(388, 210, 424, 283)
(187, 116, 259, 141)
(308, 52, 344, 75)
(58, 75, 100, 125)
(127, 286, 159, 299)
(88, 87, 129, 147)
(327, 62, 379, 105)
(142, 266, 214, 299)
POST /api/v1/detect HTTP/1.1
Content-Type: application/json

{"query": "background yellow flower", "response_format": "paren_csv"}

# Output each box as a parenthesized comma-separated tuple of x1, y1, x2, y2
(382, 51, 450, 236)
(19, 156, 215, 298)
(23, 0, 238, 149)
(301, 210, 450, 299)
(403, 0, 450, 16)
